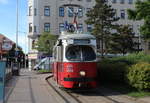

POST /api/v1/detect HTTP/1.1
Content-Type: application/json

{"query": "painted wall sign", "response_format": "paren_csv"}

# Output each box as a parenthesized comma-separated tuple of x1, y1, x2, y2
(0, 61, 6, 103)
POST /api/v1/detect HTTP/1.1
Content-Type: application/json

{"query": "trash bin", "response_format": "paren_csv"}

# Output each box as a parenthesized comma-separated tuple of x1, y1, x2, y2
(12, 63, 19, 76)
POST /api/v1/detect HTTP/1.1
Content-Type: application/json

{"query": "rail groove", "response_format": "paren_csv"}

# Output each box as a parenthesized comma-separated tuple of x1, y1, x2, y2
(45, 76, 82, 103)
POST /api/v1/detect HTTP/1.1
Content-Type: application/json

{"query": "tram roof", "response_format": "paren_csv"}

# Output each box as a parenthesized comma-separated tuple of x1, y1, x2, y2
(58, 33, 95, 40)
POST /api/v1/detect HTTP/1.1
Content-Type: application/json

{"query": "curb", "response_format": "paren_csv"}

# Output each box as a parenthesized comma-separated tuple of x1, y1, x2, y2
(122, 94, 149, 103)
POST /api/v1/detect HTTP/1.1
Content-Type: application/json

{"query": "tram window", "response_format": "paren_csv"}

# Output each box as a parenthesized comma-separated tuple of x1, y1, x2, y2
(66, 46, 81, 61)
(82, 46, 96, 61)
(66, 45, 96, 61)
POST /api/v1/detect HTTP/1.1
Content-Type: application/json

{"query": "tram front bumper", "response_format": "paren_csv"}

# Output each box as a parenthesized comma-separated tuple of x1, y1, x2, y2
(64, 77, 95, 82)
(64, 77, 96, 88)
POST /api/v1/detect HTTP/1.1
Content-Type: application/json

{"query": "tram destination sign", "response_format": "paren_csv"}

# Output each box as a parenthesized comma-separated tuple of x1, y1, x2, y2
(74, 39, 90, 44)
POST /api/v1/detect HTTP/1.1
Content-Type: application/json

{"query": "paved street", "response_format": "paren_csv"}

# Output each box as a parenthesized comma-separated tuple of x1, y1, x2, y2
(4, 69, 150, 103)
(5, 69, 60, 103)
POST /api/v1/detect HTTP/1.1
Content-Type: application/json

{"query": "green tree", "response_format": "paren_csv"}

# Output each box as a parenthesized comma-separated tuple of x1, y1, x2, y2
(36, 32, 57, 55)
(127, 0, 150, 40)
(8, 44, 23, 58)
(7, 44, 25, 67)
(108, 25, 135, 55)
(85, 0, 119, 57)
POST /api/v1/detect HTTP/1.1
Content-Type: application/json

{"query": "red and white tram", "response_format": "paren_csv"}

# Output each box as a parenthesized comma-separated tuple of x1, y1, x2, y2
(52, 32, 97, 88)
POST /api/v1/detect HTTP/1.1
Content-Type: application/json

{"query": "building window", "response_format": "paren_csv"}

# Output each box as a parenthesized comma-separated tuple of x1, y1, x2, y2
(86, 0, 91, 2)
(29, 6, 32, 16)
(44, 6, 50, 16)
(78, 24, 83, 32)
(112, 0, 117, 3)
(120, 9, 125, 19)
(44, 23, 50, 32)
(34, 8, 37, 16)
(86, 8, 91, 14)
(68, 7, 74, 17)
(87, 24, 92, 32)
(29, 23, 32, 32)
(32, 40, 35, 49)
(59, 23, 64, 33)
(34, 26, 36, 32)
(128, 0, 133, 4)
(59, 7, 64, 17)
(120, 0, 124, 4)
(129, 24, 133, 29)
(78, 8, 83, 17)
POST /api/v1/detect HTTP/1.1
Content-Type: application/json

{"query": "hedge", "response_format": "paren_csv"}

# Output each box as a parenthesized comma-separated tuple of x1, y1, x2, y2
(126, 62, 150, 91)
(97, 52, 150, 91)
(97, 60, 128, 83)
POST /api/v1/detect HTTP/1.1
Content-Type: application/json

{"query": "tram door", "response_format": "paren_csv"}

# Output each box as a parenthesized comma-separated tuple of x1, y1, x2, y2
(56, 45, 63, 85)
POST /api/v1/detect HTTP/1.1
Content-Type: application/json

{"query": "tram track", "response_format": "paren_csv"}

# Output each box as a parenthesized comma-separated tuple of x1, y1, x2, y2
(46, 75, 138, 103)
(46, 75, 82, 103)
(64, 88, 120, 103)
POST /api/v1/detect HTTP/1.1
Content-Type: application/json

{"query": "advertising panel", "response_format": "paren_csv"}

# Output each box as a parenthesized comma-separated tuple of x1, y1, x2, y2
(2, 42, 12, 51)
(28, 53, 38, 59)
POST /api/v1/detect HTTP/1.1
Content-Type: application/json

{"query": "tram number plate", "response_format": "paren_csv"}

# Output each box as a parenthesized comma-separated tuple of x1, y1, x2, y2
(66, 65, 73, 72)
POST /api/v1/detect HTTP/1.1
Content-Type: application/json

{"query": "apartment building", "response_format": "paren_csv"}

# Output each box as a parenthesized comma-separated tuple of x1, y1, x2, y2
(28, 0, 95, 69)
(0, 34, 15, 60)
(27, 0, 145, 69)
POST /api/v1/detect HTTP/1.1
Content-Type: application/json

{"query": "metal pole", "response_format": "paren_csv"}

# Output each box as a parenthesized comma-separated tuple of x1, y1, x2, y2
(16, 0, 18, 51)
(15, 0, 19, 75)
(15, 0, 19, 64)
(24, 33, 27, 69)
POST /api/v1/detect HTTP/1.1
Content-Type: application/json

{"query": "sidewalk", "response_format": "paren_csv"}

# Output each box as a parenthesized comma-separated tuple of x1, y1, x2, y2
(5, 69, 60, 103)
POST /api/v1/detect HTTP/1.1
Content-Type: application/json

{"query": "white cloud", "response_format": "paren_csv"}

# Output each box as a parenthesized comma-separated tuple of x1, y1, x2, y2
(0, 0, 8, 4)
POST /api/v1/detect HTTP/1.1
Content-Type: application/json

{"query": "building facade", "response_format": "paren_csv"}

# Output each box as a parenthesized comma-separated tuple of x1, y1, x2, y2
(0, 34, 15, 60)
(27, 0, 145, 69)
(28, 0, 95, 69)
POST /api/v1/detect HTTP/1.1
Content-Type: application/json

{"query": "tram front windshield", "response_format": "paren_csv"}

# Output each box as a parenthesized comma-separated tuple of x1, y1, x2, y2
(66, 45, 96, 61)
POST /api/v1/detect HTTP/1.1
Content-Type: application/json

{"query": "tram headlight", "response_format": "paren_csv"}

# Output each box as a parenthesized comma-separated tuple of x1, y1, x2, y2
(79, 71, 86, 77)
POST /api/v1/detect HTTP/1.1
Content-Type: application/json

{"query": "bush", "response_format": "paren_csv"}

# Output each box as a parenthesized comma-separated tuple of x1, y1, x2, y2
(127, 62, 150, 90)
(97, 60, 128, 83)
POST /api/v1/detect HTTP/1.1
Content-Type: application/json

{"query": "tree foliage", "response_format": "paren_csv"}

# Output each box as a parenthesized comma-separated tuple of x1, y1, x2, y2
(85, 0, 119, 56)
(108, 25, 135, 55)
(127, 0, 150, 40)
(36, 32, 57, 55)
(7, 44, 25, 63)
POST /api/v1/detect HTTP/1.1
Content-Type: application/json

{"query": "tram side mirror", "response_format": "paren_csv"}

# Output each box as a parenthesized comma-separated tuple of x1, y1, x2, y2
(57, 40, 62, 46)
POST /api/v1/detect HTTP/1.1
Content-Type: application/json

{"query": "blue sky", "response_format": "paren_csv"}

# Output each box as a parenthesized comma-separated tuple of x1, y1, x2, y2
(0, 0, 27, 53)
